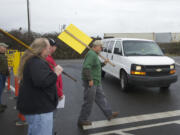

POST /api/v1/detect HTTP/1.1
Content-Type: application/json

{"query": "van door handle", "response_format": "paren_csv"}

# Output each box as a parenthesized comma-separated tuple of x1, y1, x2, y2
(111, 55, 113, 60)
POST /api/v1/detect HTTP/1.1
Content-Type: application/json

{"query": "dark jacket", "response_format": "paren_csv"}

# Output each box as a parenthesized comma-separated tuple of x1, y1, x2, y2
(17, 56, 58, 114)
(0, 53, 9, 76)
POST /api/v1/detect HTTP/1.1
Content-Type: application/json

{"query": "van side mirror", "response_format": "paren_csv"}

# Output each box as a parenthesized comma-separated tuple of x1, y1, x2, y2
(162, 48, 166, 54)
(114, 48, 122, 55)
(104, 48, 107, 52)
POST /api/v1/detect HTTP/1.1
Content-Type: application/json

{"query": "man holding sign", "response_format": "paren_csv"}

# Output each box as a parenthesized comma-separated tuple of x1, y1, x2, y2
(58, 24, 118, 126)
(78, 40, 119, 127)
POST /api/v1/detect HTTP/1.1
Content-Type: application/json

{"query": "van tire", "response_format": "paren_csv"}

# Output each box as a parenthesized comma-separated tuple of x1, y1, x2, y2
(102, 70, 106, 78)
(120, 71, 129, 91)
(160, 85, 170, 90)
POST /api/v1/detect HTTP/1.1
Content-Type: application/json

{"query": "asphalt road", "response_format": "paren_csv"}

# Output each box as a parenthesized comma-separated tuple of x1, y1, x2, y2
(0, 58, 180, 135)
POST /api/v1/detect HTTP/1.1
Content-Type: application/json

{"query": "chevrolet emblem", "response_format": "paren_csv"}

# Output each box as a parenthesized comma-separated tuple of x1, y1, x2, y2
(156, 68, 162, 72)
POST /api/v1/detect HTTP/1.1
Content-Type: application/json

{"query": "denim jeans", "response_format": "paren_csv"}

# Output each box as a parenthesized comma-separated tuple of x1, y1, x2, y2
(53, 109, 58, 133)
(0, 73, 6, 104)
(25, 112, 53, 135)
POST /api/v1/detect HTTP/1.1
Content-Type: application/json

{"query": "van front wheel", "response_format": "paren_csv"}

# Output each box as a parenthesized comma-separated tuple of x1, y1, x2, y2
(120, 71, 129, 91)
(160, 85, 170, 90)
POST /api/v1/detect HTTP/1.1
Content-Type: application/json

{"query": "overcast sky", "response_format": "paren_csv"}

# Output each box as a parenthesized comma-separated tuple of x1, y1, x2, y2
(0, 0, 180, 36)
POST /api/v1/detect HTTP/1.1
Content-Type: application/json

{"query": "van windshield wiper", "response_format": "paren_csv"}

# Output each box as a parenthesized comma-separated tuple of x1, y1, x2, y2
(126, 53, 144, 56)
(144, 53, 163, 56)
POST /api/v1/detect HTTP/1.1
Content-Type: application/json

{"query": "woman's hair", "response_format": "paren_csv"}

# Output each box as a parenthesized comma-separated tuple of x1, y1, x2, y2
(18, 38, 48, 80)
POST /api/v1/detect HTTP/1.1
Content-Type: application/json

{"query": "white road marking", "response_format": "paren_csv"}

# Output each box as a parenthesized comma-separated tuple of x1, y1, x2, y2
(89, 120, 180, 135)
(5, 83, 15, 92)
(115, 132, 134, 135)
(83, 110, 180, 130)
(175, 62, 180, 66)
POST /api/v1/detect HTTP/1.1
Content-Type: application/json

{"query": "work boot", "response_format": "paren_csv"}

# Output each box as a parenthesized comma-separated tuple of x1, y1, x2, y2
(78, 120, 92, 127)
(108, 112, 119, 121)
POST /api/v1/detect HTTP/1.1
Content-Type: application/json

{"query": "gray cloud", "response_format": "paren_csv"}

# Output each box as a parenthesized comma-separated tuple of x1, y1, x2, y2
(0, 0, 180, 36)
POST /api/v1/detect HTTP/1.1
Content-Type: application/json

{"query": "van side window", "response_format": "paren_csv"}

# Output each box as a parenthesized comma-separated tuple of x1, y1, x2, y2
(104, 41, 109, 52)
(108, 41, 115, 53)
(114, 41, 122, 55)
(102, 41, 105, 52)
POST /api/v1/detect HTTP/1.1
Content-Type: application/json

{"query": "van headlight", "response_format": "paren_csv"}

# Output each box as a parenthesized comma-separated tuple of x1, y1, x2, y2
(135, 66, 142, 71)
(131, 64, 146, 75)
(170, 64, 176, 74)
(170, 64, 175, 69)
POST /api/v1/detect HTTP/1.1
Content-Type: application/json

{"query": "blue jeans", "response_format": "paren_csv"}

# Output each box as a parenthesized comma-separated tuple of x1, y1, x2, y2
(25, 112, 53, 135)
(0, 74, 7, 104)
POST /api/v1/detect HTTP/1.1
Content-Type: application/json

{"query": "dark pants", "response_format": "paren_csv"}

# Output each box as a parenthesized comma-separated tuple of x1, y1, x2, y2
(78, 81, 112, 122)
(0, 73, 7, 104)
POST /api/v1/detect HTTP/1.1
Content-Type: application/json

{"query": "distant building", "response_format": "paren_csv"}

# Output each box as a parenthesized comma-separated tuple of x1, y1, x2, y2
(104, 33, 180, 43)
(171, 33, 180, 42)
(155, 33, 172, 43)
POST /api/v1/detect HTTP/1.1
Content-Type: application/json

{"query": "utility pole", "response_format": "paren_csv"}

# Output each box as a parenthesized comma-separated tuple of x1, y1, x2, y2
(27, 0, 31, 36)
(59, 24, 66, 33)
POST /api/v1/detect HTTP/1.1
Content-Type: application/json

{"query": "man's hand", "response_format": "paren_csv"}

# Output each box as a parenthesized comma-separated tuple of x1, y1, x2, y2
(104, 59, 109, 65)
(89, 80, 93, 87)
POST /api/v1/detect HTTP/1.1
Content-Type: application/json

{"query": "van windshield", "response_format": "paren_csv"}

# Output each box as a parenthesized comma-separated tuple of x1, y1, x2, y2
(123, 40, 164, 56)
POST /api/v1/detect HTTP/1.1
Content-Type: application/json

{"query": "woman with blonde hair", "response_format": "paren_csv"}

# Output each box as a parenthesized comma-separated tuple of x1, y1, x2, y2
(17, 38, 63, 135)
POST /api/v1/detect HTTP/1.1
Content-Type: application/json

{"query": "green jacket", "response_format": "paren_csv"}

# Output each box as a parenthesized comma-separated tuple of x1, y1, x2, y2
(82, 50, 104, 86)
(0, 53, 9, 76)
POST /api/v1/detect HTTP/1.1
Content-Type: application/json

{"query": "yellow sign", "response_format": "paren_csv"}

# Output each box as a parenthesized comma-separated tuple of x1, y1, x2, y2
(13, 51, 20, 76)
(58, 24, 93, 54)
(6, 50, 24, 75)
(6, 49, 17, 67)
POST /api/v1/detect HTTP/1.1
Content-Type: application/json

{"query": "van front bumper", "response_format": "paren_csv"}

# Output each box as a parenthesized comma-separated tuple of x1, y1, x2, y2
(127, 74, 178, 87)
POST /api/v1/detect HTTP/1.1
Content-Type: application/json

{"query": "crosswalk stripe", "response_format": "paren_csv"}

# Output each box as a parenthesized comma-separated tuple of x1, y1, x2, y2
(83, 110, 180, 130)
(89, 120, 180, 135)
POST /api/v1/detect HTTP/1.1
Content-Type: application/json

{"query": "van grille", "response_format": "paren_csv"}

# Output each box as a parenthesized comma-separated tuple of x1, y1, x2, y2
(145, 65, 170, 76)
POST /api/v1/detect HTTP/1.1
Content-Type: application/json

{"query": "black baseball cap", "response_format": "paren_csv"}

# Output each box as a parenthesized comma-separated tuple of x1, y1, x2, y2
(48, 38, 57, 46)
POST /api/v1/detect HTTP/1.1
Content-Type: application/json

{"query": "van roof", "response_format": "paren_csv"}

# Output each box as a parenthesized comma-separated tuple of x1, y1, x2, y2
(102, 38, 154, 42)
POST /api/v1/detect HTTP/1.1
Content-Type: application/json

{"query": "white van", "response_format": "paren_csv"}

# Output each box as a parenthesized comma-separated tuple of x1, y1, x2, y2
(100, 38, 178, 91)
